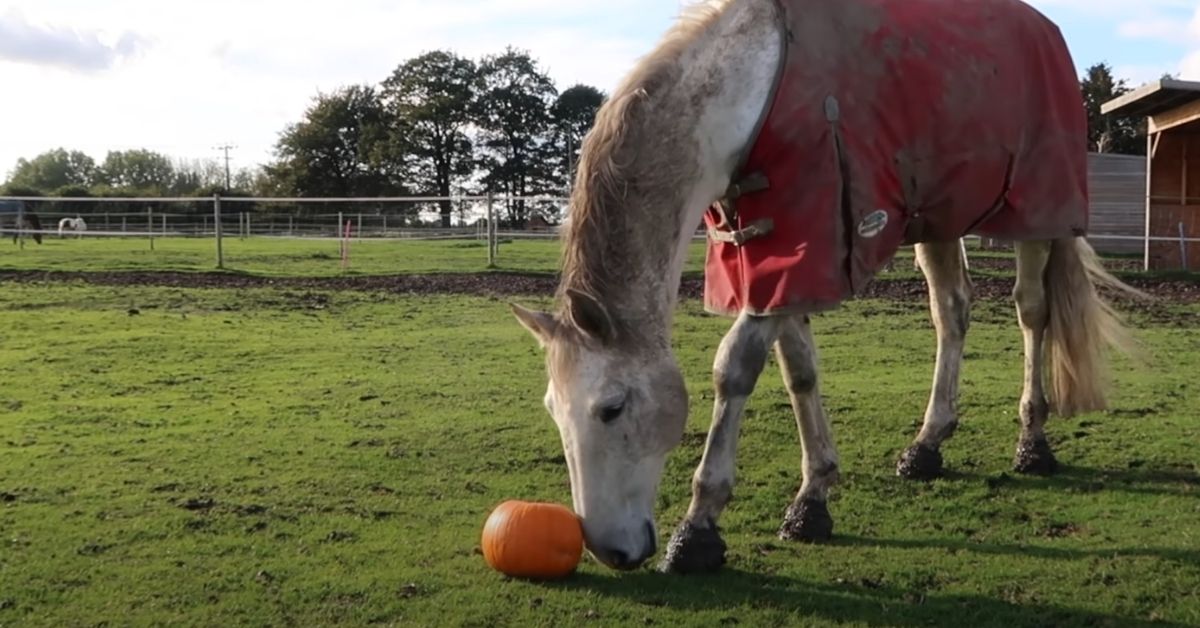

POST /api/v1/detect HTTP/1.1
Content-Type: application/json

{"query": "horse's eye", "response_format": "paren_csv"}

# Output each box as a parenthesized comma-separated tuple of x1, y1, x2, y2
(600, 400, 625, 424)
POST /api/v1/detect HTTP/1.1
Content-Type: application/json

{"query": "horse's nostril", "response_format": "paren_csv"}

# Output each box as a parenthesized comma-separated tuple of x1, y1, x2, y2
(607, 548, 632, 569)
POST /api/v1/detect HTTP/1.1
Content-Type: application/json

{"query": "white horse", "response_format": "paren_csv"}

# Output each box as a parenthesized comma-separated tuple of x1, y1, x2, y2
(57, 217, 87, 238)
(511, 0, 1141, 574)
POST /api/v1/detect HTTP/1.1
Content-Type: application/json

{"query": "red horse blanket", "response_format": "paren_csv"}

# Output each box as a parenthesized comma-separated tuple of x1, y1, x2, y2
(703, 0, 1088, 316)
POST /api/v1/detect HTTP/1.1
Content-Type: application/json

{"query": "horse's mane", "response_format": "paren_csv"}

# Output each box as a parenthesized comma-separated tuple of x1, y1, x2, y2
(557, 1, 733, 332)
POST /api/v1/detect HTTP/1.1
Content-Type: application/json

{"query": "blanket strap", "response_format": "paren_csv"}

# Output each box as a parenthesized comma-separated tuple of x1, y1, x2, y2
(709, 171, 772, 246)
(708, 218, 775, 247)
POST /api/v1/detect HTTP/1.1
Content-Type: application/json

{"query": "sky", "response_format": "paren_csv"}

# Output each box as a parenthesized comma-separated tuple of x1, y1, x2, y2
(1, 0, 1198, 181)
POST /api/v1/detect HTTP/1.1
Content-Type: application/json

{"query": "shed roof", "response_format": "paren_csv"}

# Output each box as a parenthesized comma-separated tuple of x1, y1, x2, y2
(1101, 79, 1200, 118)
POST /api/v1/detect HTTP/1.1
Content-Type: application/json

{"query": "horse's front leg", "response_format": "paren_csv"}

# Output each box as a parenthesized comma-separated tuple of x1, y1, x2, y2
(775, 314, 839, 542)
(660, 311, 781, 574)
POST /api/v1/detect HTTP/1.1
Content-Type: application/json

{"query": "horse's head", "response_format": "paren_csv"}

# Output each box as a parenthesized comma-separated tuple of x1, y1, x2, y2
(513, 297, 688, 570)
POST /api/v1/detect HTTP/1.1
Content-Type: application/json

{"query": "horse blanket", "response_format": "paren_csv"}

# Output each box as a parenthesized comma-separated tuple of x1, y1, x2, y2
(703, 0, 1088, 316)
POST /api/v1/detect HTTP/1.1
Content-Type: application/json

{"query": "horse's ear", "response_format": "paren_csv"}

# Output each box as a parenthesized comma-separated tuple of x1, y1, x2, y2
(565, 289, 615, 344)
(511, 303, 558, 349)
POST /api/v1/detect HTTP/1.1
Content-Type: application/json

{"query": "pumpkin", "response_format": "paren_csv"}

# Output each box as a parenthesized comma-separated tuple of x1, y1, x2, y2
(481, 500, 583, 579)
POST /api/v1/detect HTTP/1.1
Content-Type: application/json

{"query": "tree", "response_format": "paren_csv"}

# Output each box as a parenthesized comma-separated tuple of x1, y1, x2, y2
(0, 184, 42, 197)
(380, 51, 478, 227)
(97, 149, 177, 194)
(5, 148, 97, 192)
(268, 85, 395, 199)
(474, 48, 559, 226)
(172, 159, 227, 195)
(550, 84, 605, 195)
(1080, 63, 1144, 155)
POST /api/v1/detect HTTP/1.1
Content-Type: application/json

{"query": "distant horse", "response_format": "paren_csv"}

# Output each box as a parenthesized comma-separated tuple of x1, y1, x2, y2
(510, 0, 1142, 574)
(58, 216, 88, 238)
(0, 211, 43, 244)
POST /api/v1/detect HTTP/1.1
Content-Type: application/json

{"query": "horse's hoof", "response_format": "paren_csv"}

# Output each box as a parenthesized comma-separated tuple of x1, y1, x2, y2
(1013, 438, 1058, 475)
(896, 443, 943, 480)
(658, 521, 726, 574)
(778, 498, 833, 543)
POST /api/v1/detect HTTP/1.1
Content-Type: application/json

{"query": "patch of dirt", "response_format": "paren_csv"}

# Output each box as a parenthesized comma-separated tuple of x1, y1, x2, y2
(1039, 522, 1084, 538)
(324, 530, 357, 543)
(1, 269, 1196, 305)
(181, 497, 216, 511)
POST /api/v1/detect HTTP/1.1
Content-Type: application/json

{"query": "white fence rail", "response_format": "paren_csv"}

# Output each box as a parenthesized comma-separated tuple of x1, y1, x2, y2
(2, 194, 1196, 271)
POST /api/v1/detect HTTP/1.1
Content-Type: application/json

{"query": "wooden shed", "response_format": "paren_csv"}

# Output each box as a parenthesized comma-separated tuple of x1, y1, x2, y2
(1102, 79, 1200, 270)
(1086, 152, 1146, 255)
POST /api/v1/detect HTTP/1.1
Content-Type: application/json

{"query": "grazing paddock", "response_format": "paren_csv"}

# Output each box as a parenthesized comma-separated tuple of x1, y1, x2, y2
(0, 235, 1031, 279)
(0, 237, 657, 277)
(0, 282, 1196, 626)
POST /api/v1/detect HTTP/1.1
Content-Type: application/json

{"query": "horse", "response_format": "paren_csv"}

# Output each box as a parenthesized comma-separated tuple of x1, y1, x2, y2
(58, 216, 88, 238)
(0, 211, 44, 245)
(510, 0, 1143, 574)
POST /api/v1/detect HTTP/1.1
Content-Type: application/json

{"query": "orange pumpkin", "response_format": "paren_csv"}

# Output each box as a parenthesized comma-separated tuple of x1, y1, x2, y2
(481, 500, 583, 579)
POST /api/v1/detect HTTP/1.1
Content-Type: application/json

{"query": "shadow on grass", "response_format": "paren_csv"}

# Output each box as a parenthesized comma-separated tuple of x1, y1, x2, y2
(832, 534, 1200, 571)
(549, 568, 1185, 628)
(947, 463, 1199, 498)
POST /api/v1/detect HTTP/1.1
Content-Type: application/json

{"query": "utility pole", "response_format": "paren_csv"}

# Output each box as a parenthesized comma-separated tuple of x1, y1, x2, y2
(214, 144, 236, 190)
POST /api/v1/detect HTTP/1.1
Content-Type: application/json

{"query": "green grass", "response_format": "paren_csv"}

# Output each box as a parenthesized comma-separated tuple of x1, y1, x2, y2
(1, 283, 1197, 627)
(0, 236, 983, 279)
(0, 237, 708, 277)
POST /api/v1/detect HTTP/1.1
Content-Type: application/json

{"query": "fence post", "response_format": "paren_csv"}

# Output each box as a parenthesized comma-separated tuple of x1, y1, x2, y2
(247, 212, 252, 238)
(214, 194, 225, 269)
(148, 207, 155, 251)
(16, 202, 24, 250)
(162, 214, 167, 235)
(383, 214, 388, 235)
(357, 213, 362, 240)
(486, 194, 496, 267)
(288, 215, 294, 236)
(1181, 222, 1190, 271)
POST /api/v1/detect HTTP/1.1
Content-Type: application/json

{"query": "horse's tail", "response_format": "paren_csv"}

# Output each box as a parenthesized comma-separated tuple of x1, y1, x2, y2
(1043, 237, 1142, 417)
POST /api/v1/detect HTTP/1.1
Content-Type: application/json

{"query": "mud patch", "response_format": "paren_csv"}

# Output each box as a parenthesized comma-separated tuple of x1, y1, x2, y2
(2, 269, 1196, 304)
(181, 497, 216, 511)
(1039, 522, 1083, 538)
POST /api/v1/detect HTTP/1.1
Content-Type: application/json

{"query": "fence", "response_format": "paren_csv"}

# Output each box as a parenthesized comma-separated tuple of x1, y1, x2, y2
(0, 194, 572, 272)
(2, 192, 1198, 274)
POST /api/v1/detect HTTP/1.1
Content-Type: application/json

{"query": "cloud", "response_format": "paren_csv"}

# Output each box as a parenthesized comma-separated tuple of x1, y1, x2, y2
(1118, 17, 1190, 43)
(1182, 50, 1200, 78)
(1111, 2, 1200, 80)
(0, 9, 147, 72)
(1028, 0, 1196, 15)
(0, 0, 679, 173)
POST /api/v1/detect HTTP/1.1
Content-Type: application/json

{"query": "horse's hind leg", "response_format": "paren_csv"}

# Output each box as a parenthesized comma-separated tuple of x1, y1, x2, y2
(897, 240, 972, 480)
(775, 314, 839, 542)
(660, 311, 782, 574)
(1012, 240, 1057, 474)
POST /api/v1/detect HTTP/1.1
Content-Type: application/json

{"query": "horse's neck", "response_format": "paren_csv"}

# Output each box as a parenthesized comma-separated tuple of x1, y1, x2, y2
(645, 0, 782, 314)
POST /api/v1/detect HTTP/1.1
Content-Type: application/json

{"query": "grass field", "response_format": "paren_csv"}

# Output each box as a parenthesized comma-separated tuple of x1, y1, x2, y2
(0, 236, 981, 279)
(1, 282, 1197, 627)
(0, 237, 679, 277)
